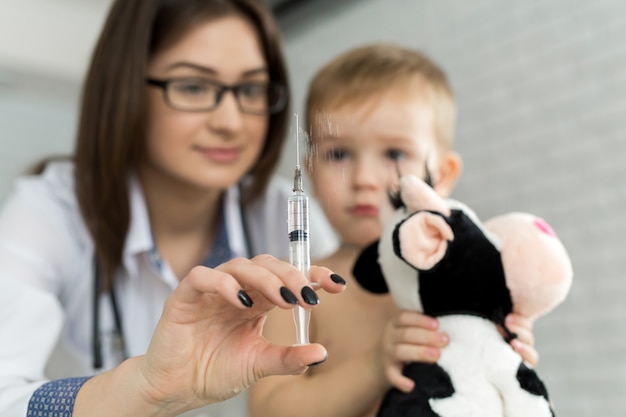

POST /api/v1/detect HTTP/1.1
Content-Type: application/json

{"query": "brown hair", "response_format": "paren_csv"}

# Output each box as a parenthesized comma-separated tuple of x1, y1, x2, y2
(71, 0, 289, 289)
(306, 43, 456, 151)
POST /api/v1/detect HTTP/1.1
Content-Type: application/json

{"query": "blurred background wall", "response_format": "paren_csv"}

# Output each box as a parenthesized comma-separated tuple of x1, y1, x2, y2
(1, 0, 625, 415)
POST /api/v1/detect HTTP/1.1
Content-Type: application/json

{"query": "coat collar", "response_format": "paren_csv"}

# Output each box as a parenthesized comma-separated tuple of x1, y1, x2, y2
(122, 176, 249, 279)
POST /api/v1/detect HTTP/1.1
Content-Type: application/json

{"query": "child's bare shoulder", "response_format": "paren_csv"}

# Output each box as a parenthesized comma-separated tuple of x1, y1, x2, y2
(311, 251, 397, 361)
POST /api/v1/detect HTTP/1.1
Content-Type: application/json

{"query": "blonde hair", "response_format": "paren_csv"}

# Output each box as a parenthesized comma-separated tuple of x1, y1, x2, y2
(306, 43, 456, 151)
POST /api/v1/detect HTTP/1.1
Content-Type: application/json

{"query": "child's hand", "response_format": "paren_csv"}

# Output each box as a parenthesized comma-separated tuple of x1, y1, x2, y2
(377, 311, 537, 394)
(378, 310, 449, 393)
(503, 313, 539, 367)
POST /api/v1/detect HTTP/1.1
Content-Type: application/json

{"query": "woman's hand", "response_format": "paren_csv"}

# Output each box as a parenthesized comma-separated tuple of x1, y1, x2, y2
(138, 255, 347, 414)
(378, 311, 449, 393)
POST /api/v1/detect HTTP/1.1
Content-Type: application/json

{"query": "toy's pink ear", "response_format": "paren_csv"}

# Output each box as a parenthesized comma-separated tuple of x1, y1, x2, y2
(398, 212, 454, 270)
(400, 175, 451, 216)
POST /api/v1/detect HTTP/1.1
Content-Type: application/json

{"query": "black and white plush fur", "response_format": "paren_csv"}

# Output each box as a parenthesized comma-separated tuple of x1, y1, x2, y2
(353, 196, 555, 417)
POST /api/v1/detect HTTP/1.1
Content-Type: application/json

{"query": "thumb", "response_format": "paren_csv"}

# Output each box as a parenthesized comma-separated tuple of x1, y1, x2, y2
(255, 343, 328, 379)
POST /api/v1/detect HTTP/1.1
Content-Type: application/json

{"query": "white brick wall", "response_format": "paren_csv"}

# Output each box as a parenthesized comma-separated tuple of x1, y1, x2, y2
(279, 1, 626, 415)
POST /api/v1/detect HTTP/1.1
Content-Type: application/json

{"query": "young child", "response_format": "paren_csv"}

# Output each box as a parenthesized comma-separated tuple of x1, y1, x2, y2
(248, 43, 537, 417)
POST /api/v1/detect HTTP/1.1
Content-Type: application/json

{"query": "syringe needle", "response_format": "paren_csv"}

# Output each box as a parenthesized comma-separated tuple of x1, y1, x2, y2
(294, 112, 300, 167)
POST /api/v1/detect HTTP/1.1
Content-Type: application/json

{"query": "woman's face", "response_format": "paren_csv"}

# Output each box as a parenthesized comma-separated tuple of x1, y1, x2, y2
(144, 15, 269, 191)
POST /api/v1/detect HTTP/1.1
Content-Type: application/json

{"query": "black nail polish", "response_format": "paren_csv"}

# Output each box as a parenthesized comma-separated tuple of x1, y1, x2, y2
(280, 286, 299, 304)
(330, 273, 347, 285)
(307, 355, 328, 367)
(301, 286, 319, 305)
(238, 290, 253, 308)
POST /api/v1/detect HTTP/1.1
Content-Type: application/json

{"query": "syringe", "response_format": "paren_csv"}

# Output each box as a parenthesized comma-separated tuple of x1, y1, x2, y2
(288, 113, 311, 345)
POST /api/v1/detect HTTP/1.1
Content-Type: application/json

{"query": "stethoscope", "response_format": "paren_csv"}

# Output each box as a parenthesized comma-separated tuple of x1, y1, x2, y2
(91, 256, 124, 370)
(92, 185, 254, 369)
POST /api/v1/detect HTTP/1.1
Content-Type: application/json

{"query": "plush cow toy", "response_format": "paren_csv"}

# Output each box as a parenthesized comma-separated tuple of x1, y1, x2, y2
(353, 175, 573, 417)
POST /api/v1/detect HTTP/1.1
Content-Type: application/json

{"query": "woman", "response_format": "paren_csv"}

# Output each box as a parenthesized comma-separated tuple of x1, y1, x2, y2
(0, 1, 347, 416)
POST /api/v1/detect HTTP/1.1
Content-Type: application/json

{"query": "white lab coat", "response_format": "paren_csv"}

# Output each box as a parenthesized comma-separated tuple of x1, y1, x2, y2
(0, 161, 338, 417)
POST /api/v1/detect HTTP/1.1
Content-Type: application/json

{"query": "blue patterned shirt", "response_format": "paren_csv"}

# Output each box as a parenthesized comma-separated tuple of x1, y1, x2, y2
(27, 377, 91, 417)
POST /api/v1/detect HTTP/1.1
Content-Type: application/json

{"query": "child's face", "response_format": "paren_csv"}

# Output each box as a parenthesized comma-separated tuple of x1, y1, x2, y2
(307, 87, 456, 248)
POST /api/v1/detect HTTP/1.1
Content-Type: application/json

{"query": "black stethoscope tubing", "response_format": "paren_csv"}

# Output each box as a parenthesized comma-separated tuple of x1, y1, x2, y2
(92, 256, 126, 369)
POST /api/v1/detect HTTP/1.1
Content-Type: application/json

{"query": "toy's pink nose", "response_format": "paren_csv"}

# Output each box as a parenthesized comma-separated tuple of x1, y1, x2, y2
(534, 218, 556, 237)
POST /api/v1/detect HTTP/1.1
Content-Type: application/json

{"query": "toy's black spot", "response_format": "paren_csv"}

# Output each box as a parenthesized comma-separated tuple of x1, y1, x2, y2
(352, 240, 388, 294)
(409, 209, 514, 322)
(516, 362, 554, 416)
(377, 362, 454, 417)
(516, 362, 549, 398)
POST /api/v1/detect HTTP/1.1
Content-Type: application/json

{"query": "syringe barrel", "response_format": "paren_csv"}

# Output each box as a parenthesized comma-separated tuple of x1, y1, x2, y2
(287, 193, 310, 278)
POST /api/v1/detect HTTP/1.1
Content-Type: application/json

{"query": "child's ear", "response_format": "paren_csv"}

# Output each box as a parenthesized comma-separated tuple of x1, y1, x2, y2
(433, 151, 462, 198)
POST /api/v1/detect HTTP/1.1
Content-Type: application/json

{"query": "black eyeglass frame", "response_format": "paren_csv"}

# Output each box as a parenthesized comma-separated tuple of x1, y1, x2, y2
(146, 77, 287, 115)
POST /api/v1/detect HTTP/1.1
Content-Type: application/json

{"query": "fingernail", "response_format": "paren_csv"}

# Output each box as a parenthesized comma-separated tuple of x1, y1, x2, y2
(301, 286, 319, 305)
(426, 318, 439, 330)
(280, 287, 299, 304)
(238, 290, 253, 308)
(330, 273, 347, 285)
(428, 348, 440, 359)
(511, 339, 522, 351)
(307, 355, 328, 367)
(439, 333, 449, 344)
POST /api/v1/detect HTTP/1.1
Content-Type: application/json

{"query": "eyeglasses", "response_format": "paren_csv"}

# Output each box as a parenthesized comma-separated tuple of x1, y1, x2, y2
(146, 77, 287, 115)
